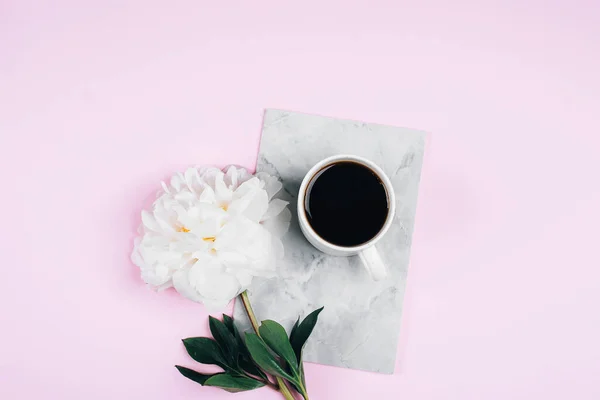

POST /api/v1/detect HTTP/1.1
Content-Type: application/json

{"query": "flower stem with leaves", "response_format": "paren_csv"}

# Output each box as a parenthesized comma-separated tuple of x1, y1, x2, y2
(241, 291, 296, 400)
(175, 291, 323, 399)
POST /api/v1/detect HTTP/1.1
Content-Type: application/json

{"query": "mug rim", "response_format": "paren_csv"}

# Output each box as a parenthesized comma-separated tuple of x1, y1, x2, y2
(297, 154, 396, 253)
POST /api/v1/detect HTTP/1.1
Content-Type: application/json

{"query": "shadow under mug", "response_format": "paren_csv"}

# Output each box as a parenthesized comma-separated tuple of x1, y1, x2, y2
(297, 154, 396, 281)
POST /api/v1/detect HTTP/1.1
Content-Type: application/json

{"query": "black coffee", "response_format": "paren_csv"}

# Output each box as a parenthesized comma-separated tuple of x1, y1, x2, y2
(304, 161, 389, 247)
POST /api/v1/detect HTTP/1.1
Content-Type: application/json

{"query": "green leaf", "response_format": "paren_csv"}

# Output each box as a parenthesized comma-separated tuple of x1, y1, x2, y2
(290, 307, 324, 361)
(182, 337, 229, 370)
(289, 318, 300, 341)
(222, 314, 246, 353)
(209, 316, 238, 365)
(204, 374, 265, 393)
(221, 314, 268, 380)
(176, 367, 265, 393)
(244, 332, 296, 382)
(259, 320, 298, 371)
(288, 317, 304, 385)
(222, 314, 236, 334)
(175, 365, 213, 385)
(239, 355, 268, 381)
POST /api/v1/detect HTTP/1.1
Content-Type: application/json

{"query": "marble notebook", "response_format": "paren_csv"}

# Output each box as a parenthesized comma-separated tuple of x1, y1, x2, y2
(233, 109, 426, 373)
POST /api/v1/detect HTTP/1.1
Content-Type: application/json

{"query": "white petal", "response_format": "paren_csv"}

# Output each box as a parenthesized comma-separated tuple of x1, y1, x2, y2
(224, 165, 253, 189)
(198, 167, 223, 189)
(130, 246, 144, 267)
(170, 236, 208, 254)
(141, 210, 161, 232)
(236, 168, 253, 185)
(196, 203, 225, 219)
(261, 198, 289, 222)
(256, 172, 283, 200)
(178, 203, 225, 233)
(202, 297, 235, 312)
(153, 210, 176, 234)
(214, 173, 233, 205)
(188, 259, 241, 308)
(214, 216, 258, 251)
(218, 251, 248, 271)
(171, 173, 184, 192)
(154, 281, 174, 291)
(172, 267, 204, 303)
(234, 270, 253, 288)
(232, 177, 261, 198)
(141, 263, 172, 287)
(228, 180, 269, 222)
(199, 185, 216, 204)
(261, 207, 291, 238)
(215, 218, 275, 277)
(184, 168, 201, 193)
(243, 190, 269, 222)
(174, 189, 196, 203)
(192, 218, 221, 239)
(224, 165, 239, 188)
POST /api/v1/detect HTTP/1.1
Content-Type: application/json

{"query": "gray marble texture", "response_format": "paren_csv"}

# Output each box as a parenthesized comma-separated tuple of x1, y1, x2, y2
(233, 109, 426, 373)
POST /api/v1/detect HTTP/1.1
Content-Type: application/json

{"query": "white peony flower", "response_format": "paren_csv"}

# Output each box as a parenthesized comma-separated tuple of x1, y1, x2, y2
(131, 166, 291, 309)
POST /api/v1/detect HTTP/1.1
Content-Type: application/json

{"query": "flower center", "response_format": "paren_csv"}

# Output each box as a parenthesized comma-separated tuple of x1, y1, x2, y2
(202, 237, 216, 243)
(177, 226, 190, 233)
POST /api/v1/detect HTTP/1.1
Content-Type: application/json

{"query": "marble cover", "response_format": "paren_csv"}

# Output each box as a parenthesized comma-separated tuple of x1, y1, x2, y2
(234, 109, 426, 373)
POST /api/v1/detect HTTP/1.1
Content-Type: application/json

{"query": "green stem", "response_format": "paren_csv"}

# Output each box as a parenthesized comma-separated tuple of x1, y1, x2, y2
(300, 388, 310, 400)
(240, 291, 260, 333)
(240, 291, 296, 400)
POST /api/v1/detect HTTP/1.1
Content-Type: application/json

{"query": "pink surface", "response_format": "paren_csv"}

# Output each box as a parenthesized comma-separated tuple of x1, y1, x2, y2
(1, 1, 599, 399)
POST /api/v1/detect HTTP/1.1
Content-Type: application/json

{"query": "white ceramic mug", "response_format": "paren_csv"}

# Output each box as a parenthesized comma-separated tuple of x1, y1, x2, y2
(297, 154, 395, 281)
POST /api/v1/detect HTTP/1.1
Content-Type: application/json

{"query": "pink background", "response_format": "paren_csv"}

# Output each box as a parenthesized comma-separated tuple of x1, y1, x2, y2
(1, 1, 599, 399)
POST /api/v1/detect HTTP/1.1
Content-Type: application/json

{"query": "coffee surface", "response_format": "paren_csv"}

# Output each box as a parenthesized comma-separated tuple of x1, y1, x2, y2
(304, 161, 389, 247)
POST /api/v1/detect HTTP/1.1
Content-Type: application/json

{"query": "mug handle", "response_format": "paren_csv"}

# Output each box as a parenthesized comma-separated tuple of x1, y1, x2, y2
(358, 246, 387, 281)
